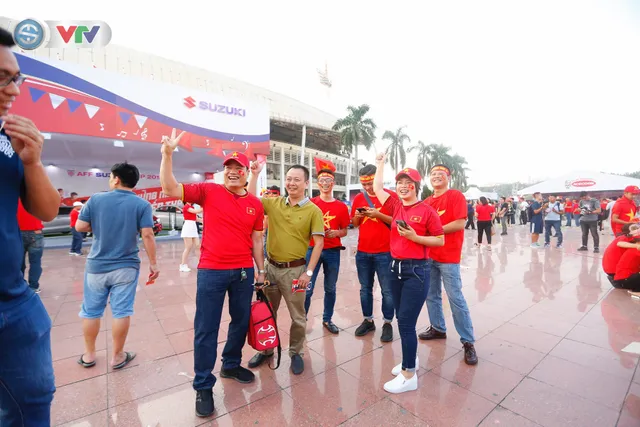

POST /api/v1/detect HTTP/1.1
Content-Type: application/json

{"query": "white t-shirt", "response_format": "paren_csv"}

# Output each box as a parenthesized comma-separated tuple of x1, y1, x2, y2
(519, 201, 529, 212)
(545, 202, 564, 221)
(606, 201, 615, 212)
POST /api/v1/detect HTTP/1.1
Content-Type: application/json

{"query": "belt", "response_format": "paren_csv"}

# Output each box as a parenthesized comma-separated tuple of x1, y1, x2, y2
(267, 257, 306, 269)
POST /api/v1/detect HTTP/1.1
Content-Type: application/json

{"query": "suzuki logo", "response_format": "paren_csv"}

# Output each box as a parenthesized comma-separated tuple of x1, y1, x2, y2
(184, 96, 196, 109)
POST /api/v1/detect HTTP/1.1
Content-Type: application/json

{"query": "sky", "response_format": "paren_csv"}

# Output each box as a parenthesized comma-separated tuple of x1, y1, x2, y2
(5, 0, 640, 186)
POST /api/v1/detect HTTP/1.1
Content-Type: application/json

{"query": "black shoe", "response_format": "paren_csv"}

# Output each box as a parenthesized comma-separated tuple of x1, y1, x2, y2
(291, 354, 304, 375)
(220, 366, 255, 384)
(380, 322, 393, 342)
(418, 326, 447, 340)
(323, 321, 340, 334)
(248, 353, 272, 369)
(463, 342, 478, 365)
(195, 389, 214, 418)
(593, 248, 600, 253)
(578, 246, 588, 251)
(354, 320, 376, 337)
(500, 233, 507, 236)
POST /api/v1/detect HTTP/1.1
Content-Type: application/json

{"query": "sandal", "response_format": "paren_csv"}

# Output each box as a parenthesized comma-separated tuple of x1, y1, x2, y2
(77, 355, 96, 368)
(112, 351, 136, 370)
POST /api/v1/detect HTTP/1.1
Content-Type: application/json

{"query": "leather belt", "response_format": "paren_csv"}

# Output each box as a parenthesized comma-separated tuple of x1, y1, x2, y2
(267, 257, 306, 269)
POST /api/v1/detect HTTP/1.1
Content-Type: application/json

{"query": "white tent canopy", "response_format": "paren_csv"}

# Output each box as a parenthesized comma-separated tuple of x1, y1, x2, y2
(464, 186, 499, 201)
(517, 171, 640, 196)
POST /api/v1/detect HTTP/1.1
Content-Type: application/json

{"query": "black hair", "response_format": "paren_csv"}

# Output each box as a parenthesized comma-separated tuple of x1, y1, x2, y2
(612, 196, 618, 201)
(479, 196, 488, 205)
(57, 188, 63, 192)
(70, 192, 78, 197)
(317, 168, 334, 177)
(359, 164, 376, 176)
(111, 162, 140, 188)
(287, 164, 310, 181)
(0, 28, 15, 48)
(580, 191, 588, 197)
(268, 185, 280, 192)
(622, 223, 636, 236)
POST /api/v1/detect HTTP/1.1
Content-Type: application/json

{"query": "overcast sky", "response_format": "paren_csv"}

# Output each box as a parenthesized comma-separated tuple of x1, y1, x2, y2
(6, 0, 640, 185)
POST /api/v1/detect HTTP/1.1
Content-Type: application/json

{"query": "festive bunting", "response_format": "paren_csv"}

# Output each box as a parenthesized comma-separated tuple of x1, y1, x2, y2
(49, 93, 66, 110)
(118, 112, 132, 125)
(84, 104, 100, 118)
(67, 99, 82, 113)
(28, 87, 46, 103)
(134, 114, 147, 128)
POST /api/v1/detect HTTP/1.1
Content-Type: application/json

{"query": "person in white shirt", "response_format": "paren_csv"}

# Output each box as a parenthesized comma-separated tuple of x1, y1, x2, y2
(544, 195, 564, 248)
(518, 198, 529, 225)
(606, 197, 617, 231)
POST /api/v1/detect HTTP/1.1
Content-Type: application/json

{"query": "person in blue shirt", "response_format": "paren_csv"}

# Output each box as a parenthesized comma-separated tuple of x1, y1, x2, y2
(75, 162, 160, 370)
(0, 28, 62, 426)
(530, 192, 545, 248)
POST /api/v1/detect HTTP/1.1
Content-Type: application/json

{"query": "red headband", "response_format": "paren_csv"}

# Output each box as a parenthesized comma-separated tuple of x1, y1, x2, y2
(431, 166, 451, 176)
(359, 174, 375, 183)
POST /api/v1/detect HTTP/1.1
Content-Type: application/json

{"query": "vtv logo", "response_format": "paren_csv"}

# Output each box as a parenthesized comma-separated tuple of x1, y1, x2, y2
(56, 25, 101, 44)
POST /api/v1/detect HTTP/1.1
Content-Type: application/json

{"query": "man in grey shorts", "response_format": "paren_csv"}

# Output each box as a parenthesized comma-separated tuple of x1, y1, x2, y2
(75, 162, 160, 369)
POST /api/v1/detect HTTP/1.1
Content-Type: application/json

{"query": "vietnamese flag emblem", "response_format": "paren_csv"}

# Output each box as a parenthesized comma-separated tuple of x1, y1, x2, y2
(314, 156, 337, 174)
(247, 207, 256, 215)
(409, 215, 422, 223)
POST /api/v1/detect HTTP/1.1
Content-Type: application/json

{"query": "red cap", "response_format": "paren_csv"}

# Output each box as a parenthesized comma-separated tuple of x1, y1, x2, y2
(223, 151, 250, 168)
(624, 185, 640, 194)
(395, 167, 422, 183)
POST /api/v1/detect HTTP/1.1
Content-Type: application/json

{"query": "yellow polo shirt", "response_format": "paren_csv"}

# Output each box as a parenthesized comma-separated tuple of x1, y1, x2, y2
(262, 196, 324, 262)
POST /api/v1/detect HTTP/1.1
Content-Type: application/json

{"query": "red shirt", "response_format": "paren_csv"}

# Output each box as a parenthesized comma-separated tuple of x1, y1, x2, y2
(70, 209, 80, 227)
(350, 190, 397, 253)
(183, 183, 264, 269)
(614, 249, 640, 281)
(183, 203, 197, 221)
(612, 197, 638, 236)
(601, 201, 608, 211)
(565, 201, 573, 212)
(602, 235, 634, 275)
(309, 197, 350, 249)
(16, 200, 44, 231)
(424, 189, 467, 264)
(383, 197, 444, 260)
(475, 204, 495, 221)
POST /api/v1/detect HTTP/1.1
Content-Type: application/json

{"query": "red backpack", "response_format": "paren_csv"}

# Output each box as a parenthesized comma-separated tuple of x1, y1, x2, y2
(247, 286, 281, 369)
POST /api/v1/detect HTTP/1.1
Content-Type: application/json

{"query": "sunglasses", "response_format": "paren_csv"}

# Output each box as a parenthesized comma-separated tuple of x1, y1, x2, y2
(0, 74, 27, 88)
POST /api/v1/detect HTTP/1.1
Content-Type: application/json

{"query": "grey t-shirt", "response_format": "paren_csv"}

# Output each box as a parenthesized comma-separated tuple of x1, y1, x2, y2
(579, 198, 599, 222)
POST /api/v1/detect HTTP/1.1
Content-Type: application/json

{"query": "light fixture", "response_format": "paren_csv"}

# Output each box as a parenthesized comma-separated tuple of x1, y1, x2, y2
(113, 140, 124, 147)
(41, 133, 52, 140)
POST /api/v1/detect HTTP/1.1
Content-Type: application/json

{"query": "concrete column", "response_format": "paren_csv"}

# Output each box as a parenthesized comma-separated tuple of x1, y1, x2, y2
(300, 124, 307, 164)
(280, 145, 285, 191)
(308, 152, 313, 197)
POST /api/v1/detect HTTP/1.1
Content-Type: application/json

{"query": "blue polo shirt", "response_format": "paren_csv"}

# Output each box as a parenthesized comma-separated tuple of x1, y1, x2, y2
(0, 128, 30, 311)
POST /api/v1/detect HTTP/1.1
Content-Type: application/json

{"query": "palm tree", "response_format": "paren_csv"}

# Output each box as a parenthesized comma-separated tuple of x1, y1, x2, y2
(428, 144, 453, 166)
(382, 126, 411, 174)
(449, 153, 470, 191)
(332, 105, 377, 174)
(408, 140, 434, 178)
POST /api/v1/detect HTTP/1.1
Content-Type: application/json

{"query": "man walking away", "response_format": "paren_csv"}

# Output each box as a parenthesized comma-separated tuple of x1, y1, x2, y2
(543, 195, 563, 248)
(465, 200, 476, 230)
(17, 200, 45, 293)
(577, 191, 601, 253)
(350, 164, 397, 342)
(422, 165, 478, 365)
(76, 162, 159, 372)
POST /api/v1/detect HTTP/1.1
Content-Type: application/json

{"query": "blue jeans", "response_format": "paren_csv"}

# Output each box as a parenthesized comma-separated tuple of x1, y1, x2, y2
(575, 214, 581, 227)
(21, 231, 44, 290)
(565, 212, 573, 226)
(79, 268, 140, 319)
(193, 267, 254, 390)
(0, 293, 55, 426)
(356, 251, 394, 322)
(390, 259, 430, 372)
(71, 229, 83, 254)
(426, 262, 475, 344)
(545, 220, 563, 245)
(304, 247, 340, 322)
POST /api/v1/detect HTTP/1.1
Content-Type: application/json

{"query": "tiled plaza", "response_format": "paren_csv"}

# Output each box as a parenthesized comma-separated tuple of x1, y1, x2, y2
(38, 225, 640, 426)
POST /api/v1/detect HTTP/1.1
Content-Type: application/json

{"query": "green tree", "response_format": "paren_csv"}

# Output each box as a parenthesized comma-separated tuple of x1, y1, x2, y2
(449, 154, 470, 191)
(383, 126, 411, 175)
(421, 186, 433, 200)
(407, 140, 433, 178)
(332, 104, 377, 174)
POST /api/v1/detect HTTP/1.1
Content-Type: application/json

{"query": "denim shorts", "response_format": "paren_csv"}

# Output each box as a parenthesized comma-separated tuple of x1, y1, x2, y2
(79, 267, 140, 319)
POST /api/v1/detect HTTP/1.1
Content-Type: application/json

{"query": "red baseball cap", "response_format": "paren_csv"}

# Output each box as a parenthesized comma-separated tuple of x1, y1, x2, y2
(395, 167, 422, 183)
(624, 185, 640, 194)
(223, 151, 250, 168)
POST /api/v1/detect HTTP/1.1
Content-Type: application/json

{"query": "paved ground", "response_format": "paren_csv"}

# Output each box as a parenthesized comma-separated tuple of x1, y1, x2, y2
(34, 224, 640, 426)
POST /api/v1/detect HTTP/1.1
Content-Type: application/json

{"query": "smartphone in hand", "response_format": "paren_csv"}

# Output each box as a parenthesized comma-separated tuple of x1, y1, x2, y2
(356, 207, 367, 213)
(395, 219, 408, 229)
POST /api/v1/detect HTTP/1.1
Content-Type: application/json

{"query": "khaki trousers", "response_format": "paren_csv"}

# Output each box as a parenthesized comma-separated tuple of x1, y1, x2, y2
(263, 263, 306, 357)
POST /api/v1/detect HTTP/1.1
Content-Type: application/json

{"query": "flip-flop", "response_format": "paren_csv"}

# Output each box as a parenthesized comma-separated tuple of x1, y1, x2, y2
(112, 352, 136, 370)
(77, 355, 96, 368)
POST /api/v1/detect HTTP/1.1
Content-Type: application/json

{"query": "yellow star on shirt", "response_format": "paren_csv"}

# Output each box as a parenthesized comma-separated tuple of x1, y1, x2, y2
(626, 209, 635, 222)
(323, 211, 336, 229)
(362, 207, 382, 224)
(437, 209, 446, 216)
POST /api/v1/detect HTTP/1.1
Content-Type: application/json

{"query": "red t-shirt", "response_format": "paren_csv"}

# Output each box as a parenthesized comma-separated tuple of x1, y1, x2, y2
(183, 183, 264, 269)
(70, 209, 80, 227)
(602, 235, 634, 275)
(565, 201, 573, 212)
(614, 249, 640, 281)
(475, 204, 495, 221)
(309, 197, 350, 249)
(350, 190, 397, 253)
(612, 198, 638, 236)
(183, 203, 197, 221)
(383, 197, 444, 260)
(16, 200, 44, 231)
(424, 189, 468, 264)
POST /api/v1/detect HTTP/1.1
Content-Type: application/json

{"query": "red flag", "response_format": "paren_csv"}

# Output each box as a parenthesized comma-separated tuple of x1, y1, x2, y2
(314, 157, 336, 174)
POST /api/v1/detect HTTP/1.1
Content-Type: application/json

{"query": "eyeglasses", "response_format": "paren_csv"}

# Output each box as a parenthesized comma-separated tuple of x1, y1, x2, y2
(318, 178, 334, 184)
(0, 74, 27, 88)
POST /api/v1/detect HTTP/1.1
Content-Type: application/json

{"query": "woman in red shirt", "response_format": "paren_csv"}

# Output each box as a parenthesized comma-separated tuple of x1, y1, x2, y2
(475, 197, 495, 249)
(373, 153, 444, 395)
(179, 202, 203, 272)
(602, 223, 640, 282)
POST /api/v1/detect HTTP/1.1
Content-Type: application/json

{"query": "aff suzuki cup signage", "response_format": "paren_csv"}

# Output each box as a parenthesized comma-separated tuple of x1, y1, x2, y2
(10, 18, 112, 50)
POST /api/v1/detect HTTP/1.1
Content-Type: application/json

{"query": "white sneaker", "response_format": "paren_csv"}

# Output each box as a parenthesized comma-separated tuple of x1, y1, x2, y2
(179, 264, 191, 272)
(391, 357, 419, 376)
(383, 372, 418, 394)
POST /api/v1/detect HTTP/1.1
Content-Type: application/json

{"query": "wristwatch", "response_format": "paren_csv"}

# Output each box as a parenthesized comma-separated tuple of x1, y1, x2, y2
(258, 269, 265, 274)
(306, 270, 313, 277)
